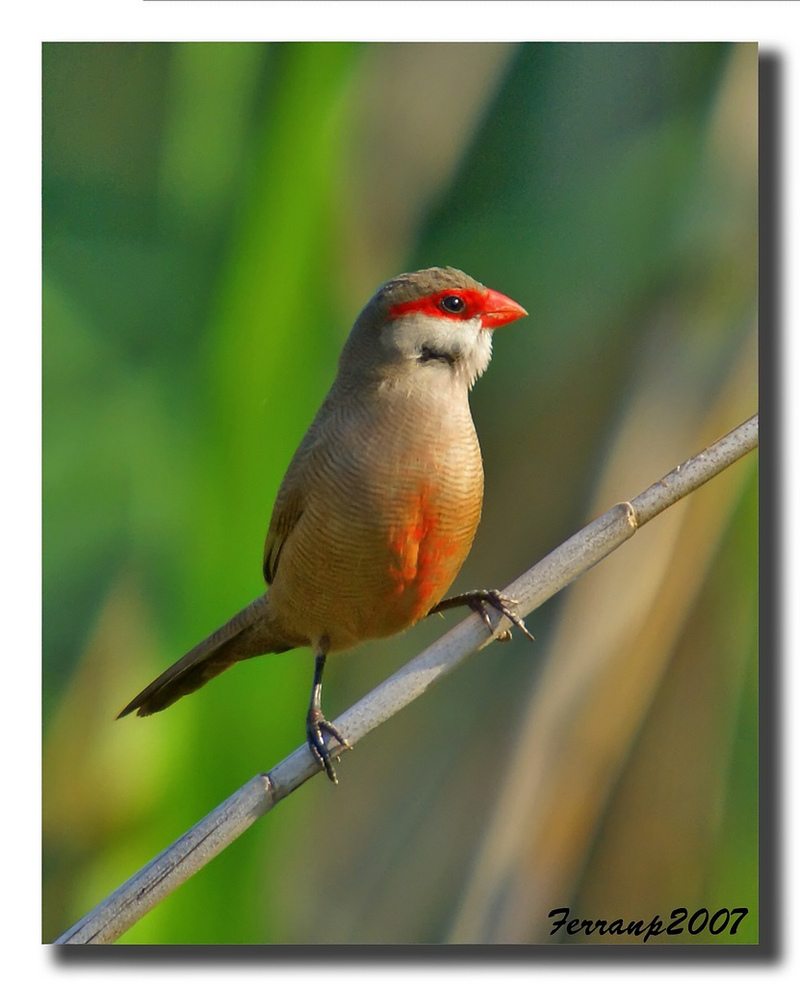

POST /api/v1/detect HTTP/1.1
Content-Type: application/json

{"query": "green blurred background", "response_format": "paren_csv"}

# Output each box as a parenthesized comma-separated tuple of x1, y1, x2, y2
(43, 42, 758, 944)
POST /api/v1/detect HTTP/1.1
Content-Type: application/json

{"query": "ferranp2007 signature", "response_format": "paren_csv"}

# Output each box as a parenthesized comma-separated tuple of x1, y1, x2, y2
(548, 906, 751, 943)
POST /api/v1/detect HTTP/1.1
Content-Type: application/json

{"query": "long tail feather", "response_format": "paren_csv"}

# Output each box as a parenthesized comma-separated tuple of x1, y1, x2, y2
(117, 593, 288, 717)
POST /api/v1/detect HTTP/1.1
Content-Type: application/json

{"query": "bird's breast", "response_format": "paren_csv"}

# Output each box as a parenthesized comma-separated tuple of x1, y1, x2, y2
(267, 385, 484, 651)
(384, 479, 472, 626)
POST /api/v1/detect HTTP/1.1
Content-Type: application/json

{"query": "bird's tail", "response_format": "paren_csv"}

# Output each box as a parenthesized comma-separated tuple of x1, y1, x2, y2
(117, 592, 291, 718)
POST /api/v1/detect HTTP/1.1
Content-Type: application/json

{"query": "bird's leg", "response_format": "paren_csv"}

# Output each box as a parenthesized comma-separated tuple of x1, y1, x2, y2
(429, 589, 535, 643)
(306, 652, 351, 784)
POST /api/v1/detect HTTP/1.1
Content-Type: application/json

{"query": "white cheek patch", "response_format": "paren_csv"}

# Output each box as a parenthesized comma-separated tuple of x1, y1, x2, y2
(393, 313, 494, 388)
(458, 322, 493, 389)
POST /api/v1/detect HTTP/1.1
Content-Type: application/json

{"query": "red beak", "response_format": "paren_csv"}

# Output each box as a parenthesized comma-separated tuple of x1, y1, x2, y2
(480, 288, 528, 329)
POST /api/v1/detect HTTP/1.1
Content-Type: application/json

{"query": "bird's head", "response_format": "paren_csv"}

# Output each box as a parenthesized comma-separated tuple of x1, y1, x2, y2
(340, 267, 528, 390)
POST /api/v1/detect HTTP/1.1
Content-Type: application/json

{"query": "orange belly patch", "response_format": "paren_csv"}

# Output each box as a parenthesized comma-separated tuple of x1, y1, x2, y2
(387, 484, 460, 624)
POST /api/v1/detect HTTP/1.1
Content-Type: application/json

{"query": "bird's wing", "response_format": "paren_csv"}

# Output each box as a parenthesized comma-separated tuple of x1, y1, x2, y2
(263, 459, 307, 585)
(263, 485, 304, 584)
(262, 396, 340, 584)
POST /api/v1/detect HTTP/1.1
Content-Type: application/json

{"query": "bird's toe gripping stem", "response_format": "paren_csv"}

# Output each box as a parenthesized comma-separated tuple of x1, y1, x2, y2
(306, 709, 351, 784)
(306, 651, 351, 784)
(470, 589, 536, 643)
(431, 589, 535, 643)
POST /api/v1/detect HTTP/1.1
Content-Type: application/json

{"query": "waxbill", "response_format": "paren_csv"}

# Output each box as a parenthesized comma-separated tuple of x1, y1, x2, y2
(119, 267, 530, 782)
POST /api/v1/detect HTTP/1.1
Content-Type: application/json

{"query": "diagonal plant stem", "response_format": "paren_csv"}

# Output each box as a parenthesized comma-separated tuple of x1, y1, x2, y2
(54, 413, 758, 945)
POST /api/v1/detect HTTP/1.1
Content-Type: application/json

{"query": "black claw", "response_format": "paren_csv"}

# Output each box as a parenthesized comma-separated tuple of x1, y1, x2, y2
(477, 605, 495, 633)
(306, 710, 351, 784)
(483, 591, 535, 644)
(306, 651, 352, 784)
(432, 589, 535, 643)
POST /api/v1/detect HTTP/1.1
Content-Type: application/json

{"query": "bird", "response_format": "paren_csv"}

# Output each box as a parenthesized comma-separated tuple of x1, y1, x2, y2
(118, 266, 531, 782)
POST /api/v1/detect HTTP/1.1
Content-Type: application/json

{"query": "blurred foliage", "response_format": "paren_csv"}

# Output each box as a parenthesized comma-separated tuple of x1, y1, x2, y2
(43, 42, 757, 944)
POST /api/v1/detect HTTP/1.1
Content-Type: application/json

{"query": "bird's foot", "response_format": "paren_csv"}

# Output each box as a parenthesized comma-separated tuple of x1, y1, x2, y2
(470, 589, 535, 642)
(432, 589, 534, 643)
(306, 708, 351, 784)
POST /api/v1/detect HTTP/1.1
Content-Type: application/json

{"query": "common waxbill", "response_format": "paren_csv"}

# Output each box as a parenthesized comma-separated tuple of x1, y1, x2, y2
(119, 267, 531, 781)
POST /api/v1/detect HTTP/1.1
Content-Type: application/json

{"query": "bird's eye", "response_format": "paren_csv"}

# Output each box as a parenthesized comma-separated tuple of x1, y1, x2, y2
(439, 295, 466, 314)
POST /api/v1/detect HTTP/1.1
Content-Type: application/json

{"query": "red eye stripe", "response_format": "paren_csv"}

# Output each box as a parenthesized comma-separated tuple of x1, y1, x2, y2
(388, 289, 488, 322)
